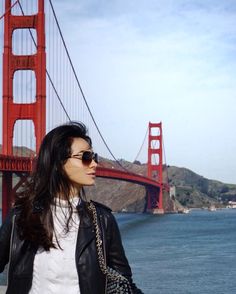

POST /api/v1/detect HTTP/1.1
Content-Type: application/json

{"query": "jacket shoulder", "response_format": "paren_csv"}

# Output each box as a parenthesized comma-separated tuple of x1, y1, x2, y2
(91, 200, 112, 213)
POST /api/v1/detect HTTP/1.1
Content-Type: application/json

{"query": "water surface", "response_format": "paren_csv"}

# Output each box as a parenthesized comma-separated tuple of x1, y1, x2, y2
(117, 209, 236, 294)
(1, 209, 236, 293)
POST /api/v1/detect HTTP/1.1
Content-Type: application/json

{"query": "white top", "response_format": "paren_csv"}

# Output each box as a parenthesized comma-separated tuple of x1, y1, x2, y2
(29, 197, 81, 294)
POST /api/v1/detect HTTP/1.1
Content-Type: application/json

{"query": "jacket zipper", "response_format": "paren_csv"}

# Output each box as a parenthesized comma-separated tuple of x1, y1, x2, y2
(7, 214, 16, 288)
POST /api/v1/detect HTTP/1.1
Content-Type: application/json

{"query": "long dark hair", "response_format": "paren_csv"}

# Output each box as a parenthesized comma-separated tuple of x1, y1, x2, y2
(16, 121, 92, 250)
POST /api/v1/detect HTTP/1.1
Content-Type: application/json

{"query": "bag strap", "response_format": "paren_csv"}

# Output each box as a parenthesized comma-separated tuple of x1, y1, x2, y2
(88, 201, 108, 275)
(88, 201, 129, 283)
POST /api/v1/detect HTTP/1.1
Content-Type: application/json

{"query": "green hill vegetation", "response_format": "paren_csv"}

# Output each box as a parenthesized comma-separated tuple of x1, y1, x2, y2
(168, 166, 236, 208)
(86, 158, 236, 212)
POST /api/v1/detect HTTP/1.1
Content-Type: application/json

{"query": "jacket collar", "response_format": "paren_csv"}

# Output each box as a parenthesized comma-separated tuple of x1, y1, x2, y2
(32, 197, 96, 258)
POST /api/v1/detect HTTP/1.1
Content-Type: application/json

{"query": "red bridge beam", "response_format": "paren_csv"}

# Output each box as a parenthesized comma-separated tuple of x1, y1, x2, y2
(96, 167, 161, 188)
(0, 154, 33, 172)
(0, 155, 161, 189)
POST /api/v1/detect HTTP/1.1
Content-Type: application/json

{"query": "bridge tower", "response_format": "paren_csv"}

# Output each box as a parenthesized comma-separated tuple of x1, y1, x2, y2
(1, 0, 46, 219)
(147, 122, 164, 214)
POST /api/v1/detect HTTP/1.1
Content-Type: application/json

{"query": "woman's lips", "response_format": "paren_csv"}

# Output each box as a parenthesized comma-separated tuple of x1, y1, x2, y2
(87, 172, 96, 177)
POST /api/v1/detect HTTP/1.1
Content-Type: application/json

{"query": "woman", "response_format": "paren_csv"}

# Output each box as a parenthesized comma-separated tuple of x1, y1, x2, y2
(0, 122, 143, 294)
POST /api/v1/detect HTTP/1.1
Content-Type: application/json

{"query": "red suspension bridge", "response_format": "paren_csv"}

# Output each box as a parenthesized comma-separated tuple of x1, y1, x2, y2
(0, 0, 168, 220)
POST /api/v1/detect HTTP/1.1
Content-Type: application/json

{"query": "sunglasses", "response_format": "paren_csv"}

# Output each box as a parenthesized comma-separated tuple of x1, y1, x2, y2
(70, 151, 98, 165)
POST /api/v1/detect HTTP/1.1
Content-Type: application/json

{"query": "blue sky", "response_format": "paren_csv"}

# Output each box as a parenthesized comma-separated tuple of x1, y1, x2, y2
(0, 0, 236, 184)
(52, 0, 236, 184)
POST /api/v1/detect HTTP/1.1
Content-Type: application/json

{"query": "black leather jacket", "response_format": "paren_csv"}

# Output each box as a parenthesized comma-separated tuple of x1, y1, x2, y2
(0, 201, 143, 294)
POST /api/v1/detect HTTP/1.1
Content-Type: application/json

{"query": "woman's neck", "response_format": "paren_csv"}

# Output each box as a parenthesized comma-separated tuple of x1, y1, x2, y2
(69, 186, 81, 198)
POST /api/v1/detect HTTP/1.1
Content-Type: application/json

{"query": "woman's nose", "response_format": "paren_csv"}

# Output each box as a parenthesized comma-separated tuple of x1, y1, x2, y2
(90, 159, 98, 168)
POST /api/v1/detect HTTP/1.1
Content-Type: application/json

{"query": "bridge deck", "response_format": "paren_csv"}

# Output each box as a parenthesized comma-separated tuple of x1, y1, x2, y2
(0, 155, 162, 188)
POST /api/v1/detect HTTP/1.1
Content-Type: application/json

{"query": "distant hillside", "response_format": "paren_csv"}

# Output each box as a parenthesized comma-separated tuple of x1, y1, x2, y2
(85, 159, 236, 212)
(0, 145, 35, 157)
(1, 153, 236, 212)
(167, 166, 236, 208)
(87, 159, 236, 211)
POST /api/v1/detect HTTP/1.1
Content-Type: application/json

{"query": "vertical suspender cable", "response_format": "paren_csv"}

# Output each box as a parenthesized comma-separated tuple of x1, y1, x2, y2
(162, 131, 169, 184)
(0, 0, 19, 21)
(17, 1, 71, 122)
(133, 126, 148, 163)
(48, 0, 129, 172)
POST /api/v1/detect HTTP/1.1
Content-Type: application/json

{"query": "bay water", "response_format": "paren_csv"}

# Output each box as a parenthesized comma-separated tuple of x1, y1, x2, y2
(117, 209, 236, 294)
(1, 209, 235, 293)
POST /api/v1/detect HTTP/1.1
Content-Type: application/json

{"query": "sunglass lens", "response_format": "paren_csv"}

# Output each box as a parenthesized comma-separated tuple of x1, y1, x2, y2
(82, 151, 98, 164)
(82, 151, 92, 164)
(94, 153, 98, 163)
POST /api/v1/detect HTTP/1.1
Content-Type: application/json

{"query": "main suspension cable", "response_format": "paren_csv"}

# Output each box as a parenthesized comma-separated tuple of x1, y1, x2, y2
(17, 1, 71, 121)
(162, 129, 169, 184)
(5, 0, 130, 172)
(0, 0, 19, 21)
(48, 0, 129, 172)
(133, 126, 148, 163)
